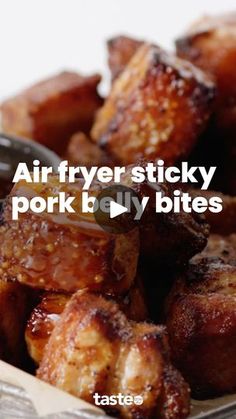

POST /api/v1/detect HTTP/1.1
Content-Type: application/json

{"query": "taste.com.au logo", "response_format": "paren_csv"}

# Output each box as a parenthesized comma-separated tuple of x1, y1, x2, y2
(93, 392, 143, 406)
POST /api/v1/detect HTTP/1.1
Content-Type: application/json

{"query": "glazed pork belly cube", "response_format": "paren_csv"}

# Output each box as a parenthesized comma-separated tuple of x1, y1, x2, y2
(176, 12, 236, 135)
(91, 43, 215, 165)
(166, 233, 236, 398)
(121, 165, 209, 264)
(176, 14, 236, 194)
(25, 277, 148, 365)
(37, 290, 190, 419)
(1, 164, 209, 298)
(0, 176, 139, 294)
(1, 71, 103, 154)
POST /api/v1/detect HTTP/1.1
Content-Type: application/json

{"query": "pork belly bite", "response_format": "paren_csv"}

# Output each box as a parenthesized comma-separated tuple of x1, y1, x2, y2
(37, 291, 190, 419)
(139, 195, 209, 265)
(121, 166, 210, 264)
(91, 43, 215, 165)
(0, 177, 139, 294)
(176, 13, 236, 194)
(1, 71, 103, 154)
(176, 13, 236, 135)
(166, 233, 236, 397)
(157, 365, 191, 419)
(25, 277, 148, 365)
(107, 35, 143, 81)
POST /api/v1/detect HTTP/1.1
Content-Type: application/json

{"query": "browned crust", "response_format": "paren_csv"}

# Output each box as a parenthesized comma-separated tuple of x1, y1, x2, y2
(92, 43, 215, 165)
(25, 277, 148, 365)
(1, 71, 103, 154)
(37, 291, 189, 418)
(157, 365, 190, 419)
(0, 177, 139, 294)
(0, 215, 139, 294)
(166, 233, 236, 397)
(167, 292, 236, 397)
(176, 13, 236, 136)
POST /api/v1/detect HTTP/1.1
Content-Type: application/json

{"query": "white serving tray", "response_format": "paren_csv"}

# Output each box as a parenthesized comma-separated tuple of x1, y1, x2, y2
(0, 361, 236, 419)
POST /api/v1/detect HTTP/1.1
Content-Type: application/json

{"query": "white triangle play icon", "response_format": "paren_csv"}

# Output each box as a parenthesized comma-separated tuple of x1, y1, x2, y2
(110, 201, 128, 219)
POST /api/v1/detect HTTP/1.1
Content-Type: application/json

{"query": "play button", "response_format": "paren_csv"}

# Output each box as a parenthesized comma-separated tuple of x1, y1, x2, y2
(93, 185, 141, 234)
(110, 201, 128, 219)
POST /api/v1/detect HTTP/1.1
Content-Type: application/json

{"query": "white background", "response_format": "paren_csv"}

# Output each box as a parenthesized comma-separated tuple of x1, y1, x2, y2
(0, 0, 235, 100)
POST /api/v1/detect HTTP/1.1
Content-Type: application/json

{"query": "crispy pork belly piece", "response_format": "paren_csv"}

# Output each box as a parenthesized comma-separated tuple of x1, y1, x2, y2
(65, 132, 112, 167)
(176, 14, 236, 195)
(91, 43, 215, 165)
(176, 13, 236, 135)
(167, 292, 236, 398)
(120, 163, 209, 264)
(0, 215, 138, 294)
(0, 177, 139, 294)
(2, 166, 209, 291)
(157, 365, 191, 419)
(1, 71, 103, 154)
(107, 35, 143, 81)
(140, 204, 209, 265)
(37, 291, 190, 419)
(190, 189, 236, 234)
(124, 170, 209, 264)
(25, 277, 148, 365)
(0, 280, 31, 366)
(166, 233, 236, 397)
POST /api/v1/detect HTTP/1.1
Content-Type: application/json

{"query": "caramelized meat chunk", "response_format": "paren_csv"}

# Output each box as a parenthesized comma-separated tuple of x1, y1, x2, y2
(1, 71, 103, 154)
(166, 233, 236, 397)
(107, 35, 143, 81)
(2, 166, 209, 291)
(25, 277, 148, 365)
(0, 177, 139, 294)
(167, 291, 236, 398)
(91, 43, 215, 165)
(123, 169, 210, 264)
(176, 14, 236, 194)
(157, 365, 191, 419)
(140, 199, 209, 265)
(176, 13, 236, 140)
(37, 291, 190, 418)
(0, 215, 138, 294)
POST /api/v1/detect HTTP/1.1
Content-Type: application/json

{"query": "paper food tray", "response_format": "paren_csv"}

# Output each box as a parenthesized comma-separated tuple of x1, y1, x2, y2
(1, 360, 236, 419)
(0, 361, 108, 418)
